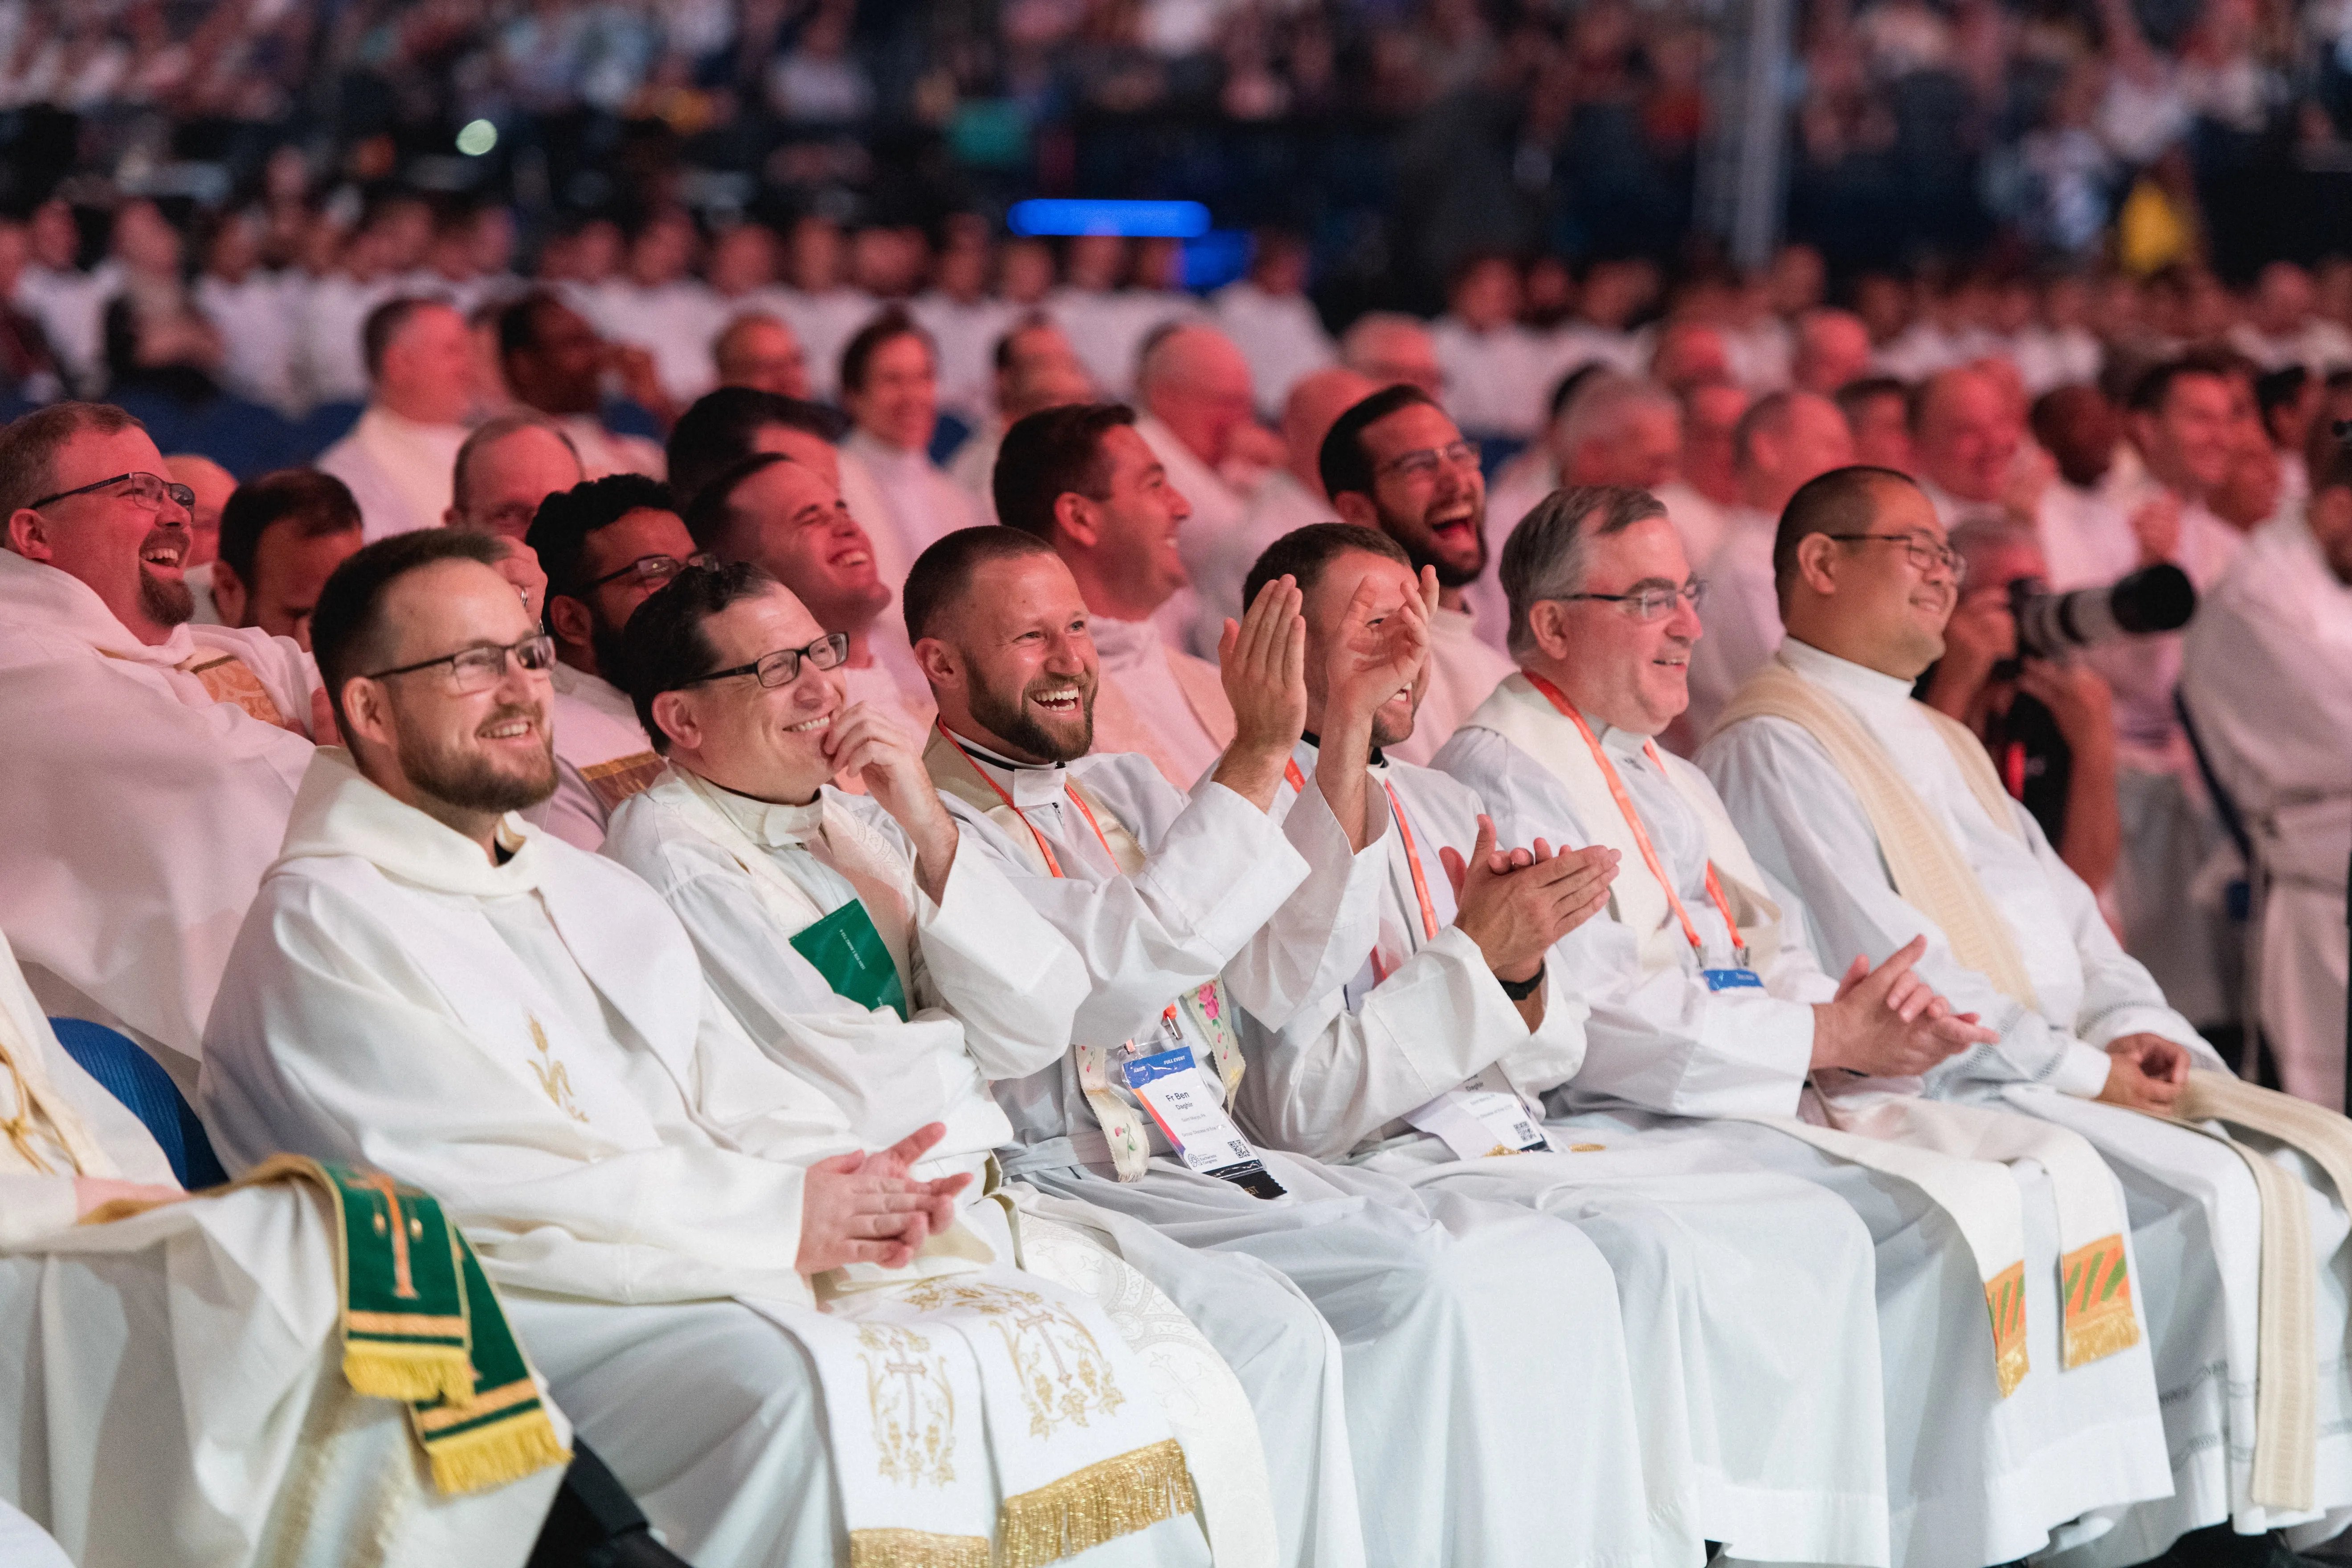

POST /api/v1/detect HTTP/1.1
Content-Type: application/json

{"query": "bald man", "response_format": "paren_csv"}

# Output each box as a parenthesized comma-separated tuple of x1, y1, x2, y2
(1909, 367, 2027, 530)
(1686, 392, 1858, 732)
(1135, 323, 1266, 653)
(167, 453, 235, 625)
(1192, 366, 1378, 648)
(710, 311, 811, 400)
(1793, 309, 1877, 398)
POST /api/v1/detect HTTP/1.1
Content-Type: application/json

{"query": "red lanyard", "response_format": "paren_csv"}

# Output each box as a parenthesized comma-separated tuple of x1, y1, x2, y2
(1521, 670, 1748, 964)
(936, 723, 1115, 879)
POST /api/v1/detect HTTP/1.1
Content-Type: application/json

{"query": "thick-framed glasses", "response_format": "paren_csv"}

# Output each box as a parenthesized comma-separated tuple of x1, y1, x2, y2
(683, 633, 851, 690)
(1825, 533, 1968, 584)
(1376, 440, 1481, 481)
(364, 633, 557, 693)
(27, 471, 196, 513)
(576, 551, 718, 595)
(1560, 579, 1707, 621)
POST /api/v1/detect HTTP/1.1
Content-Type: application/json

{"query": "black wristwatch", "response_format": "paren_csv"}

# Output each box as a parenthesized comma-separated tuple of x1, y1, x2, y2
(1497, 963, 1545, 1001)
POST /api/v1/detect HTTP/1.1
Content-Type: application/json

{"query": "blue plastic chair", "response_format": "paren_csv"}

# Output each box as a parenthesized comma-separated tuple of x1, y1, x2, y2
(45, 1019, 228, 1190)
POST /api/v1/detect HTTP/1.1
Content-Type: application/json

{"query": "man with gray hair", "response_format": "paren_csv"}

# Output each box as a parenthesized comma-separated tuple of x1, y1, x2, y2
(1685, 390, 1857, 733)
(1435, 482, 2179, 1568)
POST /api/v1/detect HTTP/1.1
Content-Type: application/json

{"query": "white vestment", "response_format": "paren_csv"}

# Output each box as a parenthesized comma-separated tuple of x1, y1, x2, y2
(0, 549, 317, 1089)
(926, 732, 1658, 1568)
(200, 751, 1215, 1568)
(1383, 603, 1513, 768)
(1438, 690, 2179, 1568)
(295, 271, 402, 408)
(1240, 743, 1892, 1568)
(195, 271, 302, 415)
(1190, 466, 1328, 646)
(2180, 512, 2352, 1107)
(1211, 282, 1335, 417)
(946, 416, 1004, 523)
(1700, 638, 2352, 1560)
(908, 291, 1015, 422)
(601, 280, 723, 404)
(1656, 479, 1733, 580)
(315, 405, 471, 541)
(551, 415, 665, 482)
(842, 428, 976, 581)
(604, 767, 1285, 1564)
(1687, 505, 1780, 739)
(0, 927, 563, 1567)
(531, 662, 662, 853)
(1089, 614, 1234, 791)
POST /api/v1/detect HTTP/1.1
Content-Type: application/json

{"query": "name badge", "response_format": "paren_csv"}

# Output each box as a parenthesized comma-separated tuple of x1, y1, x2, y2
(1122, 1047, 1286, 1199)
(1702, 967, 1764, 992)
(1404, 1066, 1556, 1161)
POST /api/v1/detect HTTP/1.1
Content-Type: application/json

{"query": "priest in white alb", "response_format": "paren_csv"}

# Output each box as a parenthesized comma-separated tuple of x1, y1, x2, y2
(2180, 439, 2352, 1110)
(995, 402, 1237, 791)
(201, 531, 1221, 1568)
(1230, 521, 1895, 1568)
(600, 560, 1290, 1564)
(1699, 464, 2352, 1565)
(0, 401, 326, 1093)
(907, 525, 1658, 1566)
(1435, 485, 2180, 1568)
(313, 298, 476, 541)
(523, 474, 701, 848)
(1318, 386, 1515, 766)
(0, 926, 570, 1568)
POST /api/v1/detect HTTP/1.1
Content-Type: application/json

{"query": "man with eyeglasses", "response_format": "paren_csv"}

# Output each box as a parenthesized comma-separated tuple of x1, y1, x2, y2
(908, 524, 1659, 1568)
(1702, 465, 2352, 1568)
(1231, 520, 1903, 1568)
(1318, 384, 1515, 768)
(201, 529, 1025, 1568)
(599, 561, 1286, 1564)
(524, 474, 706, 849)
(0, 401, 327, 1090)
(1436, 482, 2189, 1568)
(684, 450, 935, 767)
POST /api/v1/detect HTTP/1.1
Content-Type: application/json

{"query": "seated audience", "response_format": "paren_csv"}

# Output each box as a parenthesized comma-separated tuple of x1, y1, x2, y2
(201, 531, 1223, 1568)
(946, 315, 1094, 523)
(1197, 367, 1378, 639)
(837, 307, 975, 576)
(317, 297, 477, 540)
(710, 311, 812, 400)
(1700, 465, 2352, 1564)
(909, 525, 1652, 1564)
(165, 451, 235, 623)
(495, 292, 666, 481)
(996, 402, 1236, 790)
(1133, 323, 1267, 653)
(208, 468, 365, 649)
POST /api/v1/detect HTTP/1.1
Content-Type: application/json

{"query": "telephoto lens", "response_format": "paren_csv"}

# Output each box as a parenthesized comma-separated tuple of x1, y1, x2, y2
(2008, 562, 2197, 659)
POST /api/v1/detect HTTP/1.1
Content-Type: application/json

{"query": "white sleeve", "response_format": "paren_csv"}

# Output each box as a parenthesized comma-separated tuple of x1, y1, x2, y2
(1700, 716, 2126, 1098)
(0, 1176, 79, 1250)
(944, 780, 1308, 1046)
(1228, 776, 1393, 1033)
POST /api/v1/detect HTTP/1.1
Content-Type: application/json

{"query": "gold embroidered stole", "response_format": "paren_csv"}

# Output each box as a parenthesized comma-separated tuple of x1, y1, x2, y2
(179, 650, 302, 732)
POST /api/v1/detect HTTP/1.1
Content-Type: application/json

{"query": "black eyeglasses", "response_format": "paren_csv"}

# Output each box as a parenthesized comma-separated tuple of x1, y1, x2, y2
(1824, 533, 1968, 584)
(363, 634, 558, 693)
(1559, 579, 1707, 621)
(681, 633, 850, 690)
(27, 471, 196, 513)
(575, 551, 718, 595)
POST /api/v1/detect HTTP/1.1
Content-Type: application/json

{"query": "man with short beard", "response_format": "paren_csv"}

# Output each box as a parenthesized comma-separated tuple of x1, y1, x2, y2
(1319, 385, 1514, 765)
(910, 525, 1660, 1568)
(686, 450, 935, 755)
(524, 474, 707, 849)
(200, 531, 1037, 1568)
(0, 401, 326, 1090)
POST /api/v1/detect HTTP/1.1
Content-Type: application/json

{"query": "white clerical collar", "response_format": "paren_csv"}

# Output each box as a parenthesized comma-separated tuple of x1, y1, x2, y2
(1777, 637, 1919, 713)
(942, 726, 1073, 808)
(1086, 614, 1164, 672)
(676, 764, 826, 849)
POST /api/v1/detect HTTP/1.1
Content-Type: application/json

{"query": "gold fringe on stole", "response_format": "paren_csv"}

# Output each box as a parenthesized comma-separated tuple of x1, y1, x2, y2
(847, 1528, 993, 1568)
(423, 1406, 575, 1495)
(2059, 1233, 2142, 1368)
(995, 1437, 1199, 1568)
(1985, 1262, 2029, 1399)
(339, 1337, 477, 1405)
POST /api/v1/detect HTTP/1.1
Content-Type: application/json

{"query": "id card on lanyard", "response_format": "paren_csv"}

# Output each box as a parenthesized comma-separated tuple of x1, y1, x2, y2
(1405, 1066, 1557, 1160)
(1523, 672, 1763, 990)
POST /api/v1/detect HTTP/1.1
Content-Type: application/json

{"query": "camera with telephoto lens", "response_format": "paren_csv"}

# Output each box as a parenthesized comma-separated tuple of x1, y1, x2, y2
(2004, 562, 2197, 663)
